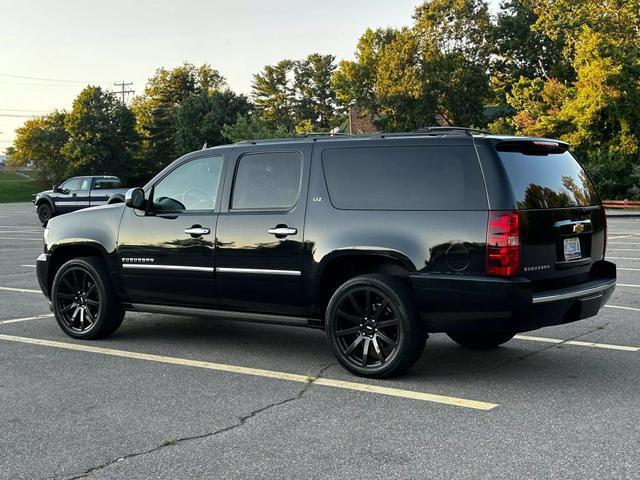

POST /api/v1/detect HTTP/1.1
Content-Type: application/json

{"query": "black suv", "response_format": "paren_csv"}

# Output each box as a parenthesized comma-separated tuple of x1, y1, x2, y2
(36, 129, 616, 378)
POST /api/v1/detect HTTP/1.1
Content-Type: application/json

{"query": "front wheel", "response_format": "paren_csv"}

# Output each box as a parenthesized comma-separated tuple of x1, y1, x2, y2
(51, 257, 125, 339)
(325, 274, 427, 378)
(37, 203, 53, 225)
(447, 332, 516, 350)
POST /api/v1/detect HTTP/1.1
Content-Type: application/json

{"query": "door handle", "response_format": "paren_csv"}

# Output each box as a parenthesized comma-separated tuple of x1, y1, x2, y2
(72, 193, 77, 197)
(184, 226, 211, 237)
(268, 226, 297, 237)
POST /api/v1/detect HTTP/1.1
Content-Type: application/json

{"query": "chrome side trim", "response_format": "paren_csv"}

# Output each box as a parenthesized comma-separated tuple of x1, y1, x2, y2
(128, 303, 311, 327)
(122, 264, 214, 273)
(532, 279, 616, 304)
(216, 267, 302, 276)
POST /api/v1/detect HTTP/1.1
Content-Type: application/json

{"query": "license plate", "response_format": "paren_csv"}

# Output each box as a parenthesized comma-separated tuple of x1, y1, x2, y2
(564, 237, 581, 261)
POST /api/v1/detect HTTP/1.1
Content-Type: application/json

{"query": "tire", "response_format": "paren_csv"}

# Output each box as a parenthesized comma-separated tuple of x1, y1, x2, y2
(51, 257, 125, 339)
(325, 274, 427, 378)
(37, 202, 53, 226)
(447, 331, 516, 350)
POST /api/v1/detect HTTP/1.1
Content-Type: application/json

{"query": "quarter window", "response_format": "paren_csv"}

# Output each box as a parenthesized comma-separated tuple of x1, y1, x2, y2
(231, 152, 302, 210)
(321, 146, 487, 210)
(152, 156, 224, 212)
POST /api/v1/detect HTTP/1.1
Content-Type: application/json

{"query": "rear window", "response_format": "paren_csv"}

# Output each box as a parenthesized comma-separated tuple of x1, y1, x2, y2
(321, 146, 487, 210)
(498, 151, 598, 209)
(94, 178, 122, 189)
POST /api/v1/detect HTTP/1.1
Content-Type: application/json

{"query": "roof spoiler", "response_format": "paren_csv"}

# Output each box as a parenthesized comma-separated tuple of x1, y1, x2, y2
(495, 139, 569, 154)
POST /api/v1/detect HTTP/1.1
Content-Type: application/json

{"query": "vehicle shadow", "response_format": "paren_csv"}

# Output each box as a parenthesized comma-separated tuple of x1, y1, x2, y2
(113, 313, 627, 389)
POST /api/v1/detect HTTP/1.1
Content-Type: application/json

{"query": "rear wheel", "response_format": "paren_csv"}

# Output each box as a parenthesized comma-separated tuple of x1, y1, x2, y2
(37, 203, 53, 225)
(325, 274, 426, 378)
(447, 332, 516, 350)
(51, 257, 125, 339)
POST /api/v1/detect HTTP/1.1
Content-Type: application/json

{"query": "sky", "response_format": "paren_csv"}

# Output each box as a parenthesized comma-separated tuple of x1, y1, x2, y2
(0, 0, 500, 150)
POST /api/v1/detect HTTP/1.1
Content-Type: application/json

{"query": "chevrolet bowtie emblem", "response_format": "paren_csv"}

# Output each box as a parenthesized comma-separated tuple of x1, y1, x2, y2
(573, 223, 585, 233)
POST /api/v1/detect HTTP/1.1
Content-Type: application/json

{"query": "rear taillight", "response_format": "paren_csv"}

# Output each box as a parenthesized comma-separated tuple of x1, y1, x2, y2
(487, 211, 520, 276)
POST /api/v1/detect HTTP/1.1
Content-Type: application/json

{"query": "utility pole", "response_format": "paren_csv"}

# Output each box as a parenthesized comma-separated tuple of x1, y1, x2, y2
(113, 81, 134, 103)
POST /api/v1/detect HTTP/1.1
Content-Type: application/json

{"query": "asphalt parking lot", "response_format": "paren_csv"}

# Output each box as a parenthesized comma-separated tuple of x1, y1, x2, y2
(0, 202, 639, 480)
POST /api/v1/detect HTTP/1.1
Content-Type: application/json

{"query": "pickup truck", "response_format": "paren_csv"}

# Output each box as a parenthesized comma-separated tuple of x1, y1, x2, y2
(33, 175, 128, 225)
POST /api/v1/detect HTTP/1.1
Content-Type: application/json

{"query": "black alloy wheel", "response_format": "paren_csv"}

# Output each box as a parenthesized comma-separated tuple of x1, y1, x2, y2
(326, 274, 426, 378)
(52, 257, 125, 339)
(37, 203, 52, 225)
(55, 266, 101, 333)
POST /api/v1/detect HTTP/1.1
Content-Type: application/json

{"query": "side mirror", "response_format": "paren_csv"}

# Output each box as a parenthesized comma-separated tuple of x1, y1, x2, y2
(125, 188, 146, 210)
(52, 185, 60, 193)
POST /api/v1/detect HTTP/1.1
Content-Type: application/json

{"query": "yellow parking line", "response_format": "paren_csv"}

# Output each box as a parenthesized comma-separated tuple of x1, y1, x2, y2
(0, 314, 53, 325)
(514, 334, 639, 352)
(606, 304, 640, 312)
(0, 237, 42, 241)
(0, 287, 41, 293)
(0, 334, 497, 411)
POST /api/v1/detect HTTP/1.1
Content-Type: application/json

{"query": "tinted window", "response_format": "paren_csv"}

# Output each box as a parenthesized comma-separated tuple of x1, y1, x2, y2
(61, 178, 81, 191)
(498, 151, 598, 209)
(322, 146, 487, 210)
(79, 178, 91, 191)
(94, 178, 122, 189)
(152, 156, 223, 212)
(232, 152, 302, 210)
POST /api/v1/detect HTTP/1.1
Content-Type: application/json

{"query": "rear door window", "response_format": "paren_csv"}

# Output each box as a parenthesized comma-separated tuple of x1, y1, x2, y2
(497, 150, 598, 209)
(231, 152, 302, 210)
(321, 145, 487, 210)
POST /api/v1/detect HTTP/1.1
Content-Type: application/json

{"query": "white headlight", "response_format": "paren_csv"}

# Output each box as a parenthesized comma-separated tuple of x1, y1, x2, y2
(43, 227, 50, 243)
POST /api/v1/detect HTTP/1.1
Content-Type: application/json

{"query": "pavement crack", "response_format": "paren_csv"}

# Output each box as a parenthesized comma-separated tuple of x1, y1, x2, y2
(60, 362, 337, 480)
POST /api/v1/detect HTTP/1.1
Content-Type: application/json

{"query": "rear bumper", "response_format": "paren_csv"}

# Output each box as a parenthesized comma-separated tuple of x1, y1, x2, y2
(411, 261, 616, 333)
(36, 253, 51, 299)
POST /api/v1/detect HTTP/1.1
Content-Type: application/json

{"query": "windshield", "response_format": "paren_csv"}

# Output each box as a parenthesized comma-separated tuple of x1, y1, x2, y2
(497, 150, 598, 209)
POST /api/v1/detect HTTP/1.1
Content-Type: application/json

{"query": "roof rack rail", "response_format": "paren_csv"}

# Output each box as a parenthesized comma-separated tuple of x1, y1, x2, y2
(415, 126, 492, 136)
(294, 132, 354, 138)
(235, 132, 354, 145)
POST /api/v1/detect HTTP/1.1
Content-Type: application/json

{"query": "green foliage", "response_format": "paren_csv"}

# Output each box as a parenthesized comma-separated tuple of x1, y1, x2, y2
(252, 60, 295, 131)
(292, 53, 341, 130)
(9, 111, 69, 184)
(333, 28, 398, 115)
(62, 86, 138, 182)
(221, 115, 289, 143)
(174, 90, 251, 156)
(132, 63, 226, 178)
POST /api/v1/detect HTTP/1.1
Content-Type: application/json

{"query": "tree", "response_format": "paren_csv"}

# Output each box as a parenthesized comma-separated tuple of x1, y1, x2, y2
(492, 0, 571, 83)
(221, 115, 289, 143)
(132, 63, 226, 178)
(374, 28, 435, 131)
(292, 53, 340, 130)
(9, 111, 69, 184)
(251, 60, 295, 131)
(62, 86, 138, 182)
(174, 90, 251, 155)
(412, 0, 493, 127)
(332, 28, 398, 115)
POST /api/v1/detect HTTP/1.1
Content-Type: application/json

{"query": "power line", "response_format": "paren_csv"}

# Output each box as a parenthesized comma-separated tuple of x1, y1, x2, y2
(0, 113, 37, 118)
(0, 108, 49, 113)
(0, 72, 103, 84)
(112, 81, 135, 103)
